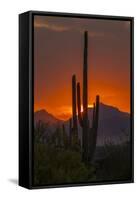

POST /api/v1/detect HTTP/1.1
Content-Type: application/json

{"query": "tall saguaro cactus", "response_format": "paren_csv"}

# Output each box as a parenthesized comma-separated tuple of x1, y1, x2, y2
(82, 31, 89, 162)
(69, 30, 100, 163)
(76, 31, 100, 164)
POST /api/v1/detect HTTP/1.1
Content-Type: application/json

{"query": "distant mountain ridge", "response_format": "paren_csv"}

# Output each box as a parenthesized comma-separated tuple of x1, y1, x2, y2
(88, 103, 130, 145)
(34, 109, 64, 125)
(34, 103, 130, 145)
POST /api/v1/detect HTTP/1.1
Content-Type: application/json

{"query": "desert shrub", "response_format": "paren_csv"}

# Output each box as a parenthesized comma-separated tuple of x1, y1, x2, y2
(34, 143, 96, 185)
(95, 142, 131, 181)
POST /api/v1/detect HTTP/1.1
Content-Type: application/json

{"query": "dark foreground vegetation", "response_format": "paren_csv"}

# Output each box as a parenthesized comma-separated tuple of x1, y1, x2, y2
(34, 122, 131, 186)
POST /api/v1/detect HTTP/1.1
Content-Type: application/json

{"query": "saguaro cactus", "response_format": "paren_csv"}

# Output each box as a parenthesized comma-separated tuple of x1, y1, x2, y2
(82, 31, 89, 162)
(69, 30, 100, 163)
(76, 31, 100, 163)
(72, 74, 78, 132)
(69, 118, 72, 146)
(69, 75, 78, 146)
(88, 95, 100, 162)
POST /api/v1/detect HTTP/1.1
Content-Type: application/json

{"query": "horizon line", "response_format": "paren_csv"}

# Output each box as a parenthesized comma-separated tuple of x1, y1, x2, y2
(34, 102, 130, 121)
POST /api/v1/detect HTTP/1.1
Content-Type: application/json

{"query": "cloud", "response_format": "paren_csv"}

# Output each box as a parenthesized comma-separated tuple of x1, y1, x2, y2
(34, 16, 106, 37)
(34, 15, 131, 42)
(34, 20, 69, 32)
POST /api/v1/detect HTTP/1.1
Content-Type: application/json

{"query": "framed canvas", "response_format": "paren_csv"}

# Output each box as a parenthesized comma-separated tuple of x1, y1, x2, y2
(19, 11, 134, 189)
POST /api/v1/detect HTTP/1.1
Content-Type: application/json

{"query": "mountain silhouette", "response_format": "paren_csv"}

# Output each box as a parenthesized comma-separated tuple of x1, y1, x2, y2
(34, 103, 130, 145)
(34, 109, 64, 125)
(88, 103, 130, 145)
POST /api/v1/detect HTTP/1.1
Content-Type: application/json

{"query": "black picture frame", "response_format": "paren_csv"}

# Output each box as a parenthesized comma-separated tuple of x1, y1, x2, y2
(19, 10, 134, 189)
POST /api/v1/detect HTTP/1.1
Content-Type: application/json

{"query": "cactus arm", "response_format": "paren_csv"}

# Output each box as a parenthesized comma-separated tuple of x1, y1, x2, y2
(77, 82, 83, 127)
(69, 118, 72, 146)
(92, 103, 95, 127)
(72, 74, 78, 131)
(89, 95, 100, 162)
(95, 95, 100, 130)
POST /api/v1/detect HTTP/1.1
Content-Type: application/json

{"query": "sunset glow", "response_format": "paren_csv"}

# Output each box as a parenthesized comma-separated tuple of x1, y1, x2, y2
(34, 16, 130, 120)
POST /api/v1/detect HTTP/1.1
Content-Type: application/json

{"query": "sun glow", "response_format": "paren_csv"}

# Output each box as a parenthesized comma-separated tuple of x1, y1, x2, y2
(88, 104, 94, 108)
(80, 104, 93, 113)
(54, 104, 94, 120)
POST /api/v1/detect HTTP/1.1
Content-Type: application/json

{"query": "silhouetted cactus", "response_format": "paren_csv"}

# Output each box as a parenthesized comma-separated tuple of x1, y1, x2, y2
(82, 32, 89, 163)
(69, 74, 78, 145)
(88, 95, 100, 162)
(76, 31, 100, 164)
(72, 74, 78, 132)
(77, 82, 83, 127)
(83, 31, 88, 160)
(69, 118, 72, 146)
(69, 31, 100, 163)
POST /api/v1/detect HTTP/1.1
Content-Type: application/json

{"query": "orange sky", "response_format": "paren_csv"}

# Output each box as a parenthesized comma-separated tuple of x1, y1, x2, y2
(34, 16, 131, 120)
